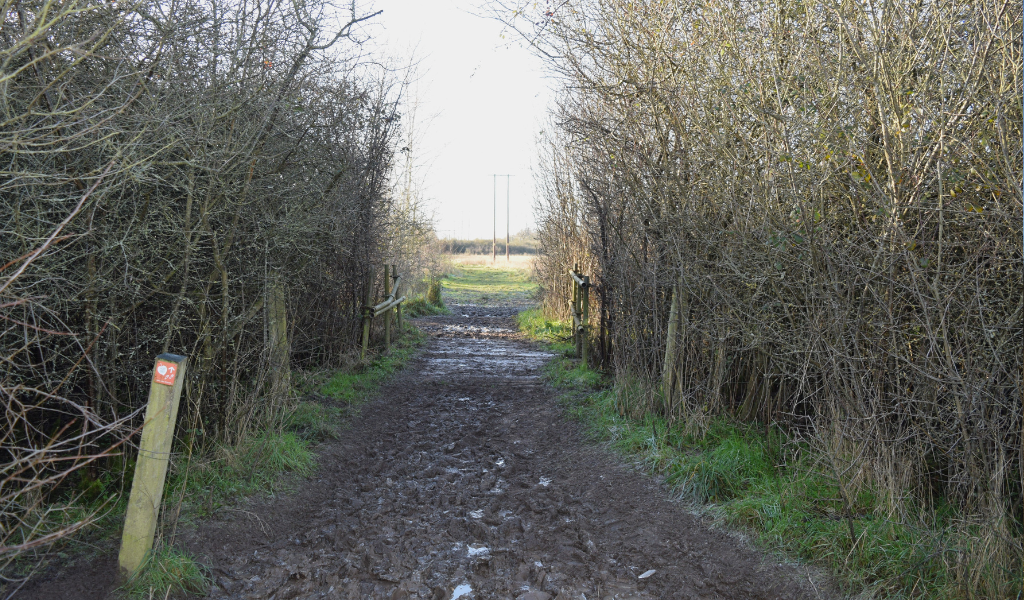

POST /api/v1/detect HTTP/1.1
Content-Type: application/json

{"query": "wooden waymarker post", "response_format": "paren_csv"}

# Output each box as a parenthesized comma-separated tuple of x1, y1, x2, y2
(118, 353, 187, 574)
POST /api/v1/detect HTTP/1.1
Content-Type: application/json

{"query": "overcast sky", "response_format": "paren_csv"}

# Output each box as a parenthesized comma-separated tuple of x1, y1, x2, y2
(364, 1, 551, 240)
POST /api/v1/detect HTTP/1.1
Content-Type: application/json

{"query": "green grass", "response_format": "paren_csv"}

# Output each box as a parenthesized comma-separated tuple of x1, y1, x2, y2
(403, 275, 450, 317)
(544, 354, 604, 389)
(517, 307, 574, 354)
(170, 325, 425, 518)
(283, 401, 346, 440)
(117, 544, 209, 599)
(319, 325, 425, 404)
(555, 383, 967, 597)
(403, 296, 450, 318)
(518, 307, 602, 388)
(519, 309, 1018, 599)
(442, 263, 538, 305)
(167, 431, 316, 519)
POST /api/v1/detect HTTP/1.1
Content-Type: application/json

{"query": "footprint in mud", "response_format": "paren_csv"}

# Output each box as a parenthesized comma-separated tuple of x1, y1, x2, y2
(197, 305, 828, 600)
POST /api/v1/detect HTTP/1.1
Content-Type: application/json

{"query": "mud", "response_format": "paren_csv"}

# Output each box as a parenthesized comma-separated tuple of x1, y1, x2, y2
(14, 303, 834, 600)
(186, 304, 830, 600)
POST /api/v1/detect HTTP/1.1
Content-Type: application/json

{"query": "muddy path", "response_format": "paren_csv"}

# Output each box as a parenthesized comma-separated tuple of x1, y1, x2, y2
(185, 303, 832, 600)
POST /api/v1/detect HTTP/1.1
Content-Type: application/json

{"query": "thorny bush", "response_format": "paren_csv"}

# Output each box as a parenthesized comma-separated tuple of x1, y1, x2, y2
(1, 0, 420, 581)
(500, 0, 1023, 595)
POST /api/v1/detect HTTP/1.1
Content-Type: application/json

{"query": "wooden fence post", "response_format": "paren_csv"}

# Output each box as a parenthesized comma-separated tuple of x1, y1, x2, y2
(119, 353, 187, 574)
(395, 268, 403, 332)
(572, 267, 581, 357)
(268, 278, 290, 405)
(662, 285, 680, 411)
(383, 264, 392, 352)
(581, 275, 590, 367)
(361, 267, 375, 361)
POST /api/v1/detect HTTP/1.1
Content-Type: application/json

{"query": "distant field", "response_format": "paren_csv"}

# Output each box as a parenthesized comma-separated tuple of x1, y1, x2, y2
(446, 253, 535, 269)
(440, 236, 539, 256)
(441, 258, 538, 306)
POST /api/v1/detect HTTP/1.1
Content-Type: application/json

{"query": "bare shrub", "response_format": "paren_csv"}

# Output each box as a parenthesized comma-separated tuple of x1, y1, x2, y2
(504, 0, 1023, 594)
(1, 0, 419, 580)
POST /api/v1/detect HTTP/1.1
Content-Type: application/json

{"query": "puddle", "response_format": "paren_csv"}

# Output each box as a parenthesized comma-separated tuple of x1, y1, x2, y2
(437, 324, 515, 335)
(451, 583, 473, 599)
(539, 477, 552, 487)
(421, 338, 552, 381)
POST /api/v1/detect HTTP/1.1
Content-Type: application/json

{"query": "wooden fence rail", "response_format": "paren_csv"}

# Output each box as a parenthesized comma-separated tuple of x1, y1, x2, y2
(568, 264, 590, 366)
(361, 264, 407, 360)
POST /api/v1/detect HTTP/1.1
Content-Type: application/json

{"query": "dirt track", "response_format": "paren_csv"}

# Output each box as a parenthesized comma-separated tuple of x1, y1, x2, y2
(181, 305, 831, 600)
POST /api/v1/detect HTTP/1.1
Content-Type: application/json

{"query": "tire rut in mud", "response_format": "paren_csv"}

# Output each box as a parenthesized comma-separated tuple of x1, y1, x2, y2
(191, 305, 829, 600)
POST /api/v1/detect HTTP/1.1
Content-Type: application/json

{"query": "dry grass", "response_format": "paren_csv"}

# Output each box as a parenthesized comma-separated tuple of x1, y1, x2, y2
(446, 253, 536, 270)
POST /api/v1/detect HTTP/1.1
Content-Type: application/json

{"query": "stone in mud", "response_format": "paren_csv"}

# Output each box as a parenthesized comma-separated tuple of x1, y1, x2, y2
(469, 519, 490, 540)
(517, 591, 553, 600)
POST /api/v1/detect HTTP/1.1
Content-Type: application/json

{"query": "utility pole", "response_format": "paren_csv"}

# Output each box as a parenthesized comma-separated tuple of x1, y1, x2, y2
(492, 174, 512, 263)
(492, 175, 497, 263)
(506, 175, 511, 262)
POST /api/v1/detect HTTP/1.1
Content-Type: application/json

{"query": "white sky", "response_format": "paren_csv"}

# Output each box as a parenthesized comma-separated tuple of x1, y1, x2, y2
(364, 1, 551, 240)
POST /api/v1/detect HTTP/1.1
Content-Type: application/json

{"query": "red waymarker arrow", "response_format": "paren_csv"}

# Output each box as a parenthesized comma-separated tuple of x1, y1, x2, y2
(152, 360, 178, 386)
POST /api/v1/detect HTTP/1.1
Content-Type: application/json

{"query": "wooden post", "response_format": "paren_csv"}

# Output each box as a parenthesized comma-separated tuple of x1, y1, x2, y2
(662, 285, 679, 411)
(361, 267, 375, 361)
(383, 264, 392, 352)
(581, 276, 590, 367)
(395, 269, 403, 333)
(268, 279, 290, 405)
(119, 353, 187, 575)
(572, 267, 581, 357)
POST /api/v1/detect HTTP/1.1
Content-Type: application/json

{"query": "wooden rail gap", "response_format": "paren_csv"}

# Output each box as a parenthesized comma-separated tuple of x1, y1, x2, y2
(568, 266, 591, 366)
(361, 263, 407, 360)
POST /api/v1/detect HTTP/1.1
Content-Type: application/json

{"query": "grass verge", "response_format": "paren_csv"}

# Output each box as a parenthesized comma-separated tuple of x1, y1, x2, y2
(317, 324, 425, 404)
(403, 277, 449, 318)
(165, 324, 426, 521)
(117, 544, 209, 599)
(403, 296, 450, 318)
(519, 311, 1019, 599)
(442, 262, 538, 305)
(9, 326, 426, 599)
